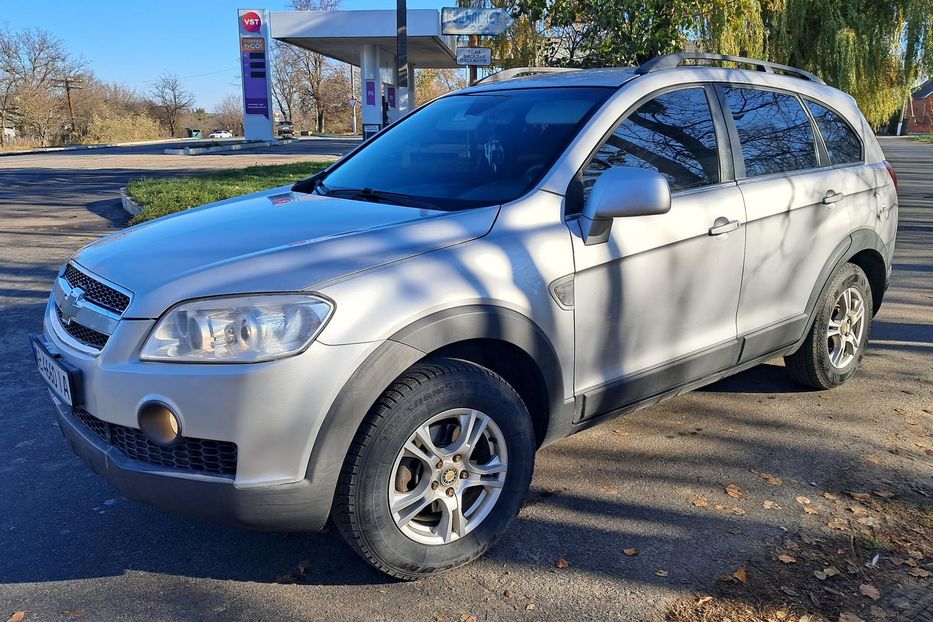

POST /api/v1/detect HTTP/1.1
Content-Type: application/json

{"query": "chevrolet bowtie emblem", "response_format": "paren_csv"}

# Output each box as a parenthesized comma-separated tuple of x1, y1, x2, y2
(59, 286, 86, 326)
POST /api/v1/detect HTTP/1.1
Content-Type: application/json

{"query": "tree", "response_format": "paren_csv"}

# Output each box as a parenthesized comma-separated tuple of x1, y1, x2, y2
(699, 0, 933, 128)
(511, 0, 703, 67)
(269, 0, 349, 133)
(0, 25, 84, 145)
(147, 73, 194, 137)
(214, 93, 244, 136)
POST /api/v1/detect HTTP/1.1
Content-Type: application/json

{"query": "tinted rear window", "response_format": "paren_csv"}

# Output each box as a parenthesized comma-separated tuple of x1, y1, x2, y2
(805, 101, 863, 164)
(723, 87, 818, 177)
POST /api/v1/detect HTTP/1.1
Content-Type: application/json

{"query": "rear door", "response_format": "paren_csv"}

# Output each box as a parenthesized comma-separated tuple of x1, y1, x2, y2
(719, 86, 851, 360)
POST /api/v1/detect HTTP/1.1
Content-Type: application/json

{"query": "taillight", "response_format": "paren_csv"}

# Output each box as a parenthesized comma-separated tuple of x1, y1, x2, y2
(883, 160, 898, 193)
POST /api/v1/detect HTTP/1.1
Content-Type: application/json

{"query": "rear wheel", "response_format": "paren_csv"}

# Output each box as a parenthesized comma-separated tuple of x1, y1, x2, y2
(785, 263, 873, 389)
(334, 358, 535, 579)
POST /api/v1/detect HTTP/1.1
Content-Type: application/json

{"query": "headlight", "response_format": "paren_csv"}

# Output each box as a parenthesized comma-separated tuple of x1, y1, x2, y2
(140, 294, 333, 363)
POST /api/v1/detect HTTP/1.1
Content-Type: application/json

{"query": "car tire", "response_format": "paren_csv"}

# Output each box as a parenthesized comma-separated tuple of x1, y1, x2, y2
(785, 263, 873, 389)
(333, 358, 535, 580)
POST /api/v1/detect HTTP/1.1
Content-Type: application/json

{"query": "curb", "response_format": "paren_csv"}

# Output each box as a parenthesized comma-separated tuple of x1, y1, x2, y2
(164, 138, 294, 155)
(0, 137, 233, 157)
(120, 187, 143, 218)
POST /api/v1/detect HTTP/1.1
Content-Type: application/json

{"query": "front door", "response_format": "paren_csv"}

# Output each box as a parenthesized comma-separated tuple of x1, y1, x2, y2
(570, 86, 746, 417)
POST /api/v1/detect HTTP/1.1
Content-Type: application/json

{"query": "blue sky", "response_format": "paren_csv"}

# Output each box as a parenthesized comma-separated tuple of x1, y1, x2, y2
(4, 0, 448, 109)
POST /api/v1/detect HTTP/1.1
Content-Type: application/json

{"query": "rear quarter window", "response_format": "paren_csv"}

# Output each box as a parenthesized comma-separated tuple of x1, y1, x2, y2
(805, 100, 863, 165)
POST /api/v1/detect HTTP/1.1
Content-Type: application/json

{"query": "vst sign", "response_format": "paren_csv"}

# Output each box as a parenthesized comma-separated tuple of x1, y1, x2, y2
(241, 11, 262, 34)
(238, 9, 273, 140)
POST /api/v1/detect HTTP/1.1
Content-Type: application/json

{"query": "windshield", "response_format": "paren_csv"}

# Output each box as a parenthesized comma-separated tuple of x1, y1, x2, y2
(314, 87, 612, 210)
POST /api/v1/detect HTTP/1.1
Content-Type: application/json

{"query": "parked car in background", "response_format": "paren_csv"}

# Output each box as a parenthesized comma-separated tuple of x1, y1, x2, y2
(33, 53, 897, 580)
(277, 121, 294, 137)
(208, 129, 233, 139)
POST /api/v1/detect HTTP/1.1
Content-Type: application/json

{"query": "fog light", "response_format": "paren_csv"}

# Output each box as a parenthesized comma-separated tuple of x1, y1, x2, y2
(138, 402, 181, 445)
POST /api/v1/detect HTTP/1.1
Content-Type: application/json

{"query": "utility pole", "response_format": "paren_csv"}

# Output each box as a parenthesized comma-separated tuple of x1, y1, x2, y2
(396, 0, 409, 115)
(468, 34, 479, 85)
(52, 75, 83, 142)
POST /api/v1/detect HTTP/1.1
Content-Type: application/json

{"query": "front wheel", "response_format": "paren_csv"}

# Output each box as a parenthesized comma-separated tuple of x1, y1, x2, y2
(785, 263, 873, 389)
(334, 358, 535, 579)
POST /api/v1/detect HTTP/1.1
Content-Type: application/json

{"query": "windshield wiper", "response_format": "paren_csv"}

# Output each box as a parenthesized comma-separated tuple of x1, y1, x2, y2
(323, 187, 441, 210)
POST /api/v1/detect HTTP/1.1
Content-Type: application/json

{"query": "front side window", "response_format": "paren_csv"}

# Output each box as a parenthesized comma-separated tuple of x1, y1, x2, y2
(805, 100, 863, 165)
(723, 87, 818, 177)
(582, 87, 721, 196)
(316, 87, 612, 210)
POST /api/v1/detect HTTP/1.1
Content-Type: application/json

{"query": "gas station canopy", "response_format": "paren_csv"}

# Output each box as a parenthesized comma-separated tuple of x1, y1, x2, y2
(270, 9, 458, 69)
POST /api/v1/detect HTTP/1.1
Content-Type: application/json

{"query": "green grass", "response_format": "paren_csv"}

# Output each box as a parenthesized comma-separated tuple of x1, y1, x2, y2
(911, 134, 933, 144)
(126, 161, 333, 224)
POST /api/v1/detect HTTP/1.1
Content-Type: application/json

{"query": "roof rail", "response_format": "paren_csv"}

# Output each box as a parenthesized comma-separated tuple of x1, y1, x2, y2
(475, 67, 579, 85)
(636, 53, 824, 84)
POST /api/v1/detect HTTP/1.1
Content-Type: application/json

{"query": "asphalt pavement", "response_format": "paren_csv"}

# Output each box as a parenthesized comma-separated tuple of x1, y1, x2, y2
(0, 138, 930, 621)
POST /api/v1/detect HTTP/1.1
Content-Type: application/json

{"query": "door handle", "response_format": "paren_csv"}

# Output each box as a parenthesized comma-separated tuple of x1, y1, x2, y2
(822, 190, 844, 205)
(708, 217, 741, 236)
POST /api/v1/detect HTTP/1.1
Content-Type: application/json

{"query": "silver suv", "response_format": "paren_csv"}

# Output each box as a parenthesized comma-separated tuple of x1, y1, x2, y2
(33, 53, 897, 579)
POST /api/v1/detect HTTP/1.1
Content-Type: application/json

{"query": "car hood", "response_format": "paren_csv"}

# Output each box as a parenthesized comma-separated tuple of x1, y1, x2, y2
(74, 186, 498, 318)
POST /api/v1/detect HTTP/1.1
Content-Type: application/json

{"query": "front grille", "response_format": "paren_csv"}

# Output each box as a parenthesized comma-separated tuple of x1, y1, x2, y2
(72, 407, 238, 477)
(63, 264, 130, 314)
(56, 307, 109, 349)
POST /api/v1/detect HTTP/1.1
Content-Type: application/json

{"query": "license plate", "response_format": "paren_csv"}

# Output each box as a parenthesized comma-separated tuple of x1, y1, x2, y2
(31, 336, 80, 407)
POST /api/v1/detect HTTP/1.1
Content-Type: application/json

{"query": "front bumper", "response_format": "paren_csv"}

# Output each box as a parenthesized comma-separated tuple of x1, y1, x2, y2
(53, 395, 332, 530)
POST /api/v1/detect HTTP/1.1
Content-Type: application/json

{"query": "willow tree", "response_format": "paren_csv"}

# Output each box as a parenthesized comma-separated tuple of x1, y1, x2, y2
(771, 0, 933, 127)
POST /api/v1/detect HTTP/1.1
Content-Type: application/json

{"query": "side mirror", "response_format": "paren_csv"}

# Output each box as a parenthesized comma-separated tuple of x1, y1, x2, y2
(579, 167, 672, 245)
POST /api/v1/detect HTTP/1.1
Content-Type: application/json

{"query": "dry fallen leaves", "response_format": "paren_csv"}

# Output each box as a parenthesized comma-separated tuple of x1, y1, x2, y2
(758, 472, 783, 486)
(503, 589, 514, 598)
(849, 492, 872, 502)
(525, 603, 536, 612)
(763, 500, 782, 510)
(460, 614, 478, 622)
(814, 566, 840, 580)
(907, 567, 931, 578)
(859, 583, 881, 600)
(838, 613, 865, 622)
(623, 548, 638, 557)
(796, 496, 812, 505)
(696, 596, 713, 606)
(804, 507, 820, 515)
(725, 484, 743, 498)
(778, 554, 797, 564)
(827, 518, 849, 531)
(5, 613, 26, 622)
(554, 556, 570, 569)
(823, 492, 841, 501)
(614, 429, 630, 438)
(693, 496, 709, 508)
(732, 566, 748, 584)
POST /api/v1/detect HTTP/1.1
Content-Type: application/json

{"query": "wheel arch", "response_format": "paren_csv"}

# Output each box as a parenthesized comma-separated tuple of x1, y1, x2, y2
(790, 228, 889, 353)
(304, 305, 568, 524)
